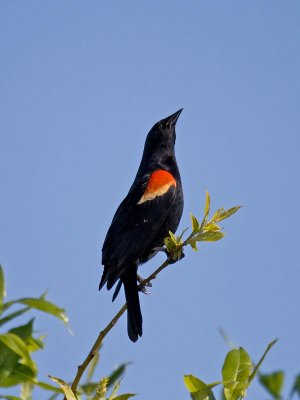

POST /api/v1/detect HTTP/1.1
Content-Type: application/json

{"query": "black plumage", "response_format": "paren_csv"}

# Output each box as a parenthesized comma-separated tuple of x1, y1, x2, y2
(99, 109, 184, 342)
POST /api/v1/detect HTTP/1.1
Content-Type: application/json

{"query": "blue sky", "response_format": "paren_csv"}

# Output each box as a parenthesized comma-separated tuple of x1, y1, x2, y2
(1, 1, 300, 399)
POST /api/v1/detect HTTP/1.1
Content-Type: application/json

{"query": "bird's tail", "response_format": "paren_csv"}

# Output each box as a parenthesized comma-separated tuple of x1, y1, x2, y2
(122, 265, 143, 342)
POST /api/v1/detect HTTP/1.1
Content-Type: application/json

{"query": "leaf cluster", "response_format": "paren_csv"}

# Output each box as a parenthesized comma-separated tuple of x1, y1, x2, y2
(49, 359, 135, 400)
(258, 370, 300, 400)
(0, 265, 68, 399)
(165, 191, 240, 258)
(184, 340, 278, 400)
(0, 266, 135, 400)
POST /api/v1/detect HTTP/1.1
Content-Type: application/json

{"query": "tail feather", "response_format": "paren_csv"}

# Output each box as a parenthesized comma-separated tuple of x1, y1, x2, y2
(122, 266, 142, 342)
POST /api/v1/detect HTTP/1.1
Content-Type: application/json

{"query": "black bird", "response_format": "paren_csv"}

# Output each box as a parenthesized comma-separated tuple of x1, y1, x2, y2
(99, 109, 184, 342)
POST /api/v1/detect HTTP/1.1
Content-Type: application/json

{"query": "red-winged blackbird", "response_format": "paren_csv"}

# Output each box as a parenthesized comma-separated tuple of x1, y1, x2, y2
(99, 109, 184, 342)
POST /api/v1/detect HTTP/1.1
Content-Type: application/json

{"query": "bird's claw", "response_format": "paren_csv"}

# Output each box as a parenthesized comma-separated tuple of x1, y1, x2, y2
(139, 285, 151, 295)
(137, 275, 152, 295)
(137, 274, 152, 287)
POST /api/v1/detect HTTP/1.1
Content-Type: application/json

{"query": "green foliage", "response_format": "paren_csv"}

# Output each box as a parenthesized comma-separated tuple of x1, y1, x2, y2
(184, 375, 218, 400)
(259, 371, 284, 399)
(222, 347, 252, 399)
(184, 340, 277, 400)
(48, 376, 77, 400)
(2, 295, 69, 327)
(291, 374, 300, 398)
(164, 190, 241, 257)
(0, 265, 134, 399)
(77, 356, 133, 399)
(0, 265, 67, 399)
(48, 373, 136, 400)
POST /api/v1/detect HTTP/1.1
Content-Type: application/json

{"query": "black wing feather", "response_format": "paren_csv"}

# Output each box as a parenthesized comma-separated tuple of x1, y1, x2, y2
(101, 181, 177, 287)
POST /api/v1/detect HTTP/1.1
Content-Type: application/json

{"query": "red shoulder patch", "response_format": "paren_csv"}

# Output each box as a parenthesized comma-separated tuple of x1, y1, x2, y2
(137, 170, 176, 204)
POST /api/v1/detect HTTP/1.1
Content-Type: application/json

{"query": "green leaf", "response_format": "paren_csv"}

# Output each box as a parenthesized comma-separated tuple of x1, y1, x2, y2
(0, 265, 5, 314)
(108, 380, 120, 400)
(210, 208, 224, 222)
(0, 396, 22, 400)
(184, 375, 216, 400)
(249, 339, 278, 383)
(203, 222, 221, 232)
(290, 374, 300, 398)
(164, 236, 175, 253)
(178, 227, 189, 240)
(169, 231, 178, 246)
(216, 207, 241, 222)
(0, 320, 38, 387)
(0, 307, 31, 328)
(259, 371, 284, 399)
(0, 333, 37, 374)
(184, 375, 208, 392)
(196, 231, 225, 242)
(113, 395, 136, 400)
(204, 190, 210, 219)
(36, 381, 63, 393)
(49, 376, 77, 400)
(1, 363, 36, 387)
(164, 230, 180, 254)
(108, 363, 130, 388)
(12, 319, 44, 353)
(3, 297, 69, 326)
(189, 238, 198, 251)
(26, 336, 44, 353)
(0, 340, 19, 386)
(9, 319, 34, 341)
(222, 347, 253, 400)
(191, 214, 200, 233)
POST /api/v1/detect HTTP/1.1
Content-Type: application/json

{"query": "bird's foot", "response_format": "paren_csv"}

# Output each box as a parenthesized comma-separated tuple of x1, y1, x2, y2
(152, 245, 167, 254)
(137, 274, 152, 295)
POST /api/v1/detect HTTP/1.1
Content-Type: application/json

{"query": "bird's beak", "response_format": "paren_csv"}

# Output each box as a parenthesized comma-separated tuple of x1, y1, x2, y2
(165, 108, 183, 128)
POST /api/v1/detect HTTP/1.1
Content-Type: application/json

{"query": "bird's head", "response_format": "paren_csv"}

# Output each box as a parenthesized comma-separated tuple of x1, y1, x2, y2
(145, 108, 183, 151)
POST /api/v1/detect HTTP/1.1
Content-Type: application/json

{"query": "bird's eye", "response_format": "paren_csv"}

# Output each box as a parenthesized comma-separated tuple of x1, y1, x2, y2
(159, 123, 164, 131)
(166, 122, 171, 129)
